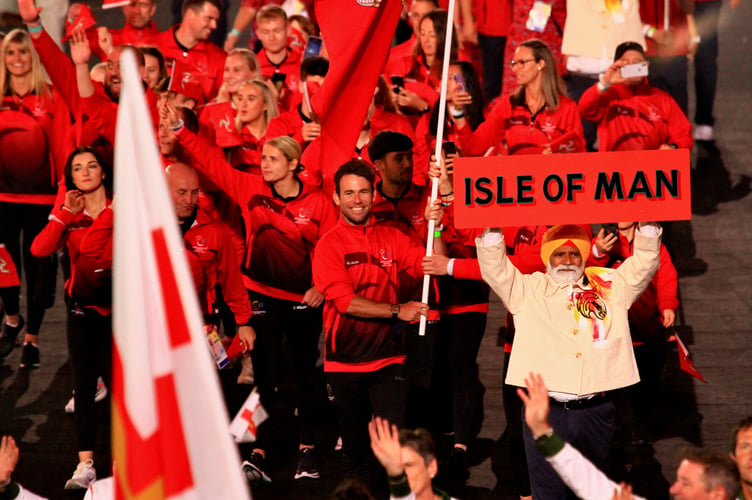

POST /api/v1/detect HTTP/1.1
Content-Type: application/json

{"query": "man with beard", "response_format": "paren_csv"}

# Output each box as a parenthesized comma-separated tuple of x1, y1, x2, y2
(312, 160, 445, 493)
(476, 223, 661, 500)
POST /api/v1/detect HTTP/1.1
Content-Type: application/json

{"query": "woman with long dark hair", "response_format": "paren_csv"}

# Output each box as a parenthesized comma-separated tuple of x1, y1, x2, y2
(31, 146, 113, 491)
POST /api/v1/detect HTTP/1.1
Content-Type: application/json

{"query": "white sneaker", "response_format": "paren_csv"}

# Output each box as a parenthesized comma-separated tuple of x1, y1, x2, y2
(65, 377, 108, 413)
(64, 459, 96, 490)
(694, 125, 714, 141)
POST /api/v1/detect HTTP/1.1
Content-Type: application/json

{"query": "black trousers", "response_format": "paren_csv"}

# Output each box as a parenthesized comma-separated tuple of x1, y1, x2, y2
(523, 397, 616, 500)
(326, 364, 406, 490)
(502, 351, 531, 497)
(478, 33, 507, 102)
(249, 291, 324, 449)
(67, 304, 112, 452)
(693, 0, 721, 126)
(435, 311, 487, 446)
(0, 202, 57, 335)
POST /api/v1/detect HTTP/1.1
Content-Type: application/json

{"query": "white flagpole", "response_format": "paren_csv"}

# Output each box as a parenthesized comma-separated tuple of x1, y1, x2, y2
(419, 0, 456, 336)
(663, 0, 669, 30)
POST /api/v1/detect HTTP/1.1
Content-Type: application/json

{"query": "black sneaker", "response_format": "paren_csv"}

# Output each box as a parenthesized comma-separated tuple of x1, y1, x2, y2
(294, 447, 320, 479)
(20, 343, 40, 368)
(0, 316, 24, 358)
(242, 452, 271, 486)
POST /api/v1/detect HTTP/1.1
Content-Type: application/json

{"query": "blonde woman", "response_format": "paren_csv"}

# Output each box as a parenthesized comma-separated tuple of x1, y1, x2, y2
(0, 29, 70, 368)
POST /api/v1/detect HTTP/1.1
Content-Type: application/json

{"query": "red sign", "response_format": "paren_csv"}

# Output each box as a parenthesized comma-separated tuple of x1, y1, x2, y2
(452, 149, 691, 228)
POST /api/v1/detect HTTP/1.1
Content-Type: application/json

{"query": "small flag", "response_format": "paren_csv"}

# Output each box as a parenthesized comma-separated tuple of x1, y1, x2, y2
(675, 332, 709, 384)
(62, 3, 97, 42)
(229, 390, 268, 443)
(167, 58, 205, 103)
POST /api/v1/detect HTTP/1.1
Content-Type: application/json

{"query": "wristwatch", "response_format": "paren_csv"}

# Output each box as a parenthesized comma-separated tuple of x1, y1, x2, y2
(391, 303, 401, 321)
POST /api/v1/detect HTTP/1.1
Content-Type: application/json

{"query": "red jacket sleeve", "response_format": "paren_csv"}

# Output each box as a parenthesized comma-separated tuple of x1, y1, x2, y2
(456, 98, 508, 156)
(655, 244, 679, 312)
(31, 206, 76, 257)
(176, 127, 263, 206)
(32, 30, 81, 115)
(81, 94, 117, 145)
(452, 258, 483, 280)
(578, 83, 613, 123)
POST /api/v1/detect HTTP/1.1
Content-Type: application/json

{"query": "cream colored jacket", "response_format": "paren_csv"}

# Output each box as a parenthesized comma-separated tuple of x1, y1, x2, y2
(561, 0, 645, 60)
(477, 228, 661, 395)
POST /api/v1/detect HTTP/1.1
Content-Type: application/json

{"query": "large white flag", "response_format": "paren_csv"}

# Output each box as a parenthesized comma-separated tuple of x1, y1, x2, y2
(112, 50, 250, 500)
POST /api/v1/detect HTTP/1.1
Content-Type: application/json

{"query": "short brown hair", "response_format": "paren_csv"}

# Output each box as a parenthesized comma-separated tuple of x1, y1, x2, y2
(257, 5, 287, 24)
(679, 447, 740, 500)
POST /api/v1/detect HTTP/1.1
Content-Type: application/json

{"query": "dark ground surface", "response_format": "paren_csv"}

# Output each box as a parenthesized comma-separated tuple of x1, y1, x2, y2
(1, 1, 751, 498)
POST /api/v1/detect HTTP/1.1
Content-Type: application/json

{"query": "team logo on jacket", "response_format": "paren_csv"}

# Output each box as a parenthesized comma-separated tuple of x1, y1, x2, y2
(647, 105, 662, 122)
(540, 117, 556, 134)
(294, 208, 311, 225)
(192, 235, 208, 253)
(410, 210, 423, 225)
(379, 249, 393, 268)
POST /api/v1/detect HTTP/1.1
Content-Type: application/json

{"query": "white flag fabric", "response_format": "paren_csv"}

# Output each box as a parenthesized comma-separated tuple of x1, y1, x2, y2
(229, 391, 268, 444)
(112, 50, 250, 500)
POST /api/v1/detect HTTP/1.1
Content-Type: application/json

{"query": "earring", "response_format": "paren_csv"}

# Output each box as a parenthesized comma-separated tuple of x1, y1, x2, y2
(537, 66, 542, 71)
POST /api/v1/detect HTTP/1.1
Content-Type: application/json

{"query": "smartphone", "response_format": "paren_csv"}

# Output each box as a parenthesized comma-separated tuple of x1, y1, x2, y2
(441, 141, 457, 157)
(620, 62, 648, 79)
(390, 75, 405, 90)
(304, 36, 323, 58)
(453, 73, 467, 93)
(271, 72, 287, 90)
(601, 223, 619, 240)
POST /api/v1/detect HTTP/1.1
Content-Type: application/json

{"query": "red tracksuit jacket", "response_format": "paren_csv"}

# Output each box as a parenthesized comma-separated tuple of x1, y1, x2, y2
(579, 81, 693, 151)
(312, 217, 427, 372)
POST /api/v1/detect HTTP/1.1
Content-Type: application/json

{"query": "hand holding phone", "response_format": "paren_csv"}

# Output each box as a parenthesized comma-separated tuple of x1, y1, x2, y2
(620, 62, 648, 79)
(390, 75, 405, 94)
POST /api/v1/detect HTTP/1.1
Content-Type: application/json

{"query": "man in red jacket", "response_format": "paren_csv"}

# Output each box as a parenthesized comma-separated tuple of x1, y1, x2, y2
(156, 0, 226, 106)
(312, 160, 445, 492)
(579, 41, 693, 152)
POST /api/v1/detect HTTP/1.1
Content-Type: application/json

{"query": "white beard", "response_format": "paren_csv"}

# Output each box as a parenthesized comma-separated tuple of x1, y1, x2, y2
(547, 262, 585, 284)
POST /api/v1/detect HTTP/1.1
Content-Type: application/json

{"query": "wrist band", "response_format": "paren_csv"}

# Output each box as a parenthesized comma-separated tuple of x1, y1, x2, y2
(647, 27, 656, 39)
(27, 24, 43, 33)
(691, 35, 701, 44)
(229, 28, 241, 37)
(440, 191, 454, 197)
(434, 230, 443, 238)
(449, 105, 465, 119)
(170, 119, 185, 132)
(597, 75, 610, 93)
(24, 17, 41, 26)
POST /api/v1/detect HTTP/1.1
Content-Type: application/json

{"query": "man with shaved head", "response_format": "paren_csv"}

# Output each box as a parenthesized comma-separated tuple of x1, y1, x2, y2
(476, 222, 662, 500)
(165, 163, 255, 353)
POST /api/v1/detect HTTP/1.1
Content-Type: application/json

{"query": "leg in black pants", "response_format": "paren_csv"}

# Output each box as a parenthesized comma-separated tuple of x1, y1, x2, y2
(502, 351, 531, 498)
(327, 364, 406, 494)
(446, 312, 487, 447)
(67, 304, 112, 453)
(0, 202, 57, 336)
(403, 319, 438, 430)
(478, 33, 507, 102)
(693, 0, 721, 128)
(249, 292, 324, 451)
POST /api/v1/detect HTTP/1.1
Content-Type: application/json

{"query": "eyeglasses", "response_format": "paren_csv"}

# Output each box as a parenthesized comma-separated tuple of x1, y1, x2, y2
(509, 58, 536, 69)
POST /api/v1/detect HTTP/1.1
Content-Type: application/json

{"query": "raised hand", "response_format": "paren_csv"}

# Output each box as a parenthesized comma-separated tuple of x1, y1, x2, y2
(369, 416, 403, 477)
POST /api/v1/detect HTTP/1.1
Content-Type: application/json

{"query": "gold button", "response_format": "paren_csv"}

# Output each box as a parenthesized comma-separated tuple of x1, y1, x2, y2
(575, 352, 582, 358)
(573, 329, 579, 335)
